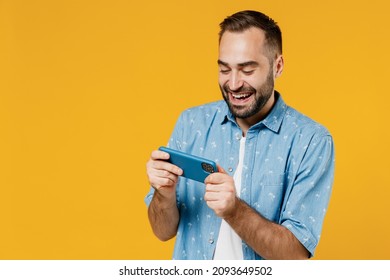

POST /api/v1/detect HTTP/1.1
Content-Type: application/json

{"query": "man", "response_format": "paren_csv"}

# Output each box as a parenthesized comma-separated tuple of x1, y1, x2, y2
(145, 10, 335, 260)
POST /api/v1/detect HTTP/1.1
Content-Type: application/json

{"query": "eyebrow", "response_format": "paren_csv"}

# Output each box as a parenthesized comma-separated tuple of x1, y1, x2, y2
(217, 60, 259, 68)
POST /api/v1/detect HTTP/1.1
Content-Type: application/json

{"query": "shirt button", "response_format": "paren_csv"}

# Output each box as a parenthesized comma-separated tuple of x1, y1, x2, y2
(228, 167, 233, 173)
(208, 238, 214, 244)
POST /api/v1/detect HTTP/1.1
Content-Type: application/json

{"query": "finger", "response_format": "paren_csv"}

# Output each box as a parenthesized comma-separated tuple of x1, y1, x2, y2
(205, 183, 223, 192)
(148, 173, 180, 190)
(205, 184, 235, 197)
(206, 200, 219, 209)
(148, 158, 183, 176)
(147, 167, 180, 190)
(204, 190, 221, 201)
(206, 200, 233, 218)
(149, 169, 179, 188)
(204, 172, 232, 184)
(205, 199, 228, 213)
(150, 150, 170, 160)
(151, 175, 177, 189)
(154, 169, 180, 183)
(217, 164, 227, 174)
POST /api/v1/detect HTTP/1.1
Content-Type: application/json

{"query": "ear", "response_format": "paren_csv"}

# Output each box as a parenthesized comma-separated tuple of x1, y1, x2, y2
(273, 55, 284, 79)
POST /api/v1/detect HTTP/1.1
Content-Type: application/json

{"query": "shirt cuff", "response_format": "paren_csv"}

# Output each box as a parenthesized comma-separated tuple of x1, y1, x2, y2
(281, 220, 318, 258)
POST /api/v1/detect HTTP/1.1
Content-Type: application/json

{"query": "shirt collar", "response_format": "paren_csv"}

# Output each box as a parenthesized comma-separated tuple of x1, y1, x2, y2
(220, 91, 287, 133)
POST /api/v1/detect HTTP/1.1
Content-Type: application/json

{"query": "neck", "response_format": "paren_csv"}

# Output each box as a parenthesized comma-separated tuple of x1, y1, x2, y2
(236, 92, 276, 136)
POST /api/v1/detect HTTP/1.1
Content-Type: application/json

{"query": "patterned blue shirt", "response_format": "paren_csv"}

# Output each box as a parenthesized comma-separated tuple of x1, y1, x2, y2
(145, 92, 335, 260)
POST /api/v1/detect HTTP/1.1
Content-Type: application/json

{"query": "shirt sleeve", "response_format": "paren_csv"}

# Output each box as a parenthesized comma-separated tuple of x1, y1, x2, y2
(144, 111, 186, 207)
(280, 132, 335, 257)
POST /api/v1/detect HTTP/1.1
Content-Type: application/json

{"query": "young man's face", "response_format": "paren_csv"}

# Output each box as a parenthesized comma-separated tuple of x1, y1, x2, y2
(218, 27, 280, 122)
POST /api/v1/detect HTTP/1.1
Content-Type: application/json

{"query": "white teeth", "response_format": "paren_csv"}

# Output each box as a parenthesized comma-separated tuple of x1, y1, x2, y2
(232, 92, 252, 99)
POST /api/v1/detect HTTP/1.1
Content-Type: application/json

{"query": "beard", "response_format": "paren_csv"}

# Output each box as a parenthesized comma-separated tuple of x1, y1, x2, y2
(220, 69, 275, 119)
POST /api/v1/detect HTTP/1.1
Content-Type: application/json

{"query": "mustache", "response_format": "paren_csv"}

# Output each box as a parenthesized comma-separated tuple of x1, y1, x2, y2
(222, 84, 256, 94)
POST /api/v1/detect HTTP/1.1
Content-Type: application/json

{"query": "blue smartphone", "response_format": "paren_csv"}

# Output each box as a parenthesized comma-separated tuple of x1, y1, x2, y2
(158, 146, 218, 183)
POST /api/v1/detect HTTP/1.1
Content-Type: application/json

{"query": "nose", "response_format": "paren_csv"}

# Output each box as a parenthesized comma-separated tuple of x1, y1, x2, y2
(227, 71, 243, 91)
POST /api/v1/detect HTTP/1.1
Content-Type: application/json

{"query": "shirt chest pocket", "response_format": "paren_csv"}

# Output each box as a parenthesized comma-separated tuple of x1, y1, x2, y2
(250, 173, 287, 222)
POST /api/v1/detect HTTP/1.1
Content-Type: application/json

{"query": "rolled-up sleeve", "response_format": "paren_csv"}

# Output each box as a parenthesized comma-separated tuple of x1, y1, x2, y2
(281, 133, 335, 257)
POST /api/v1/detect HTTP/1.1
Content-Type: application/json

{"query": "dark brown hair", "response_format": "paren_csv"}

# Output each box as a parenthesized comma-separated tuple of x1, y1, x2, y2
(219, 10, 282, 57)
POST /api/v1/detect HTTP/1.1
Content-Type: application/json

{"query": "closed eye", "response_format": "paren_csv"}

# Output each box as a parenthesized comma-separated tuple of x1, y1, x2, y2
(220, 69, 231, 74)
(242, 69, 255, 75)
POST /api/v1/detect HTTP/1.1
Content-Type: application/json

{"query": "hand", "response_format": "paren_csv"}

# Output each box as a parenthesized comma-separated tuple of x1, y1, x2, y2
(146, 150, 183, 200)
(204, 165, 238, 219)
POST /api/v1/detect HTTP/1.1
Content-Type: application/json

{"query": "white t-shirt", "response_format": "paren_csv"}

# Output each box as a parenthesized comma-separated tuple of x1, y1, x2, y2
(213, 136, 246, 260)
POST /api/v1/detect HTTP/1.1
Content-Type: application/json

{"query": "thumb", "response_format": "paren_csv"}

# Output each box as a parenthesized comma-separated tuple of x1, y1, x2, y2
(217, 164, 227, 174)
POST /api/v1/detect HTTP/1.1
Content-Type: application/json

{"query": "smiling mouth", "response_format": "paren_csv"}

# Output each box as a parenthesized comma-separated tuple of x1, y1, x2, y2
(229, 91, 254, 102)
(231, 92, 253, 99)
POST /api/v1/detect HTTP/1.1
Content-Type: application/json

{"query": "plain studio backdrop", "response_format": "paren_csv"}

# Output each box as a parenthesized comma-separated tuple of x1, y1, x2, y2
(1, 0, 389, 259)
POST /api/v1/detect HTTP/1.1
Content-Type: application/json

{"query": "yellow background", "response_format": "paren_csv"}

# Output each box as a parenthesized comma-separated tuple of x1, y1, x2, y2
(1, 0, 389, 259)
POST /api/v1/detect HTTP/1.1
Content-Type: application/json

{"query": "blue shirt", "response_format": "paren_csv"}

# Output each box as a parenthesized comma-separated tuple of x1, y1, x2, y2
(145, 92, 335, 260)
